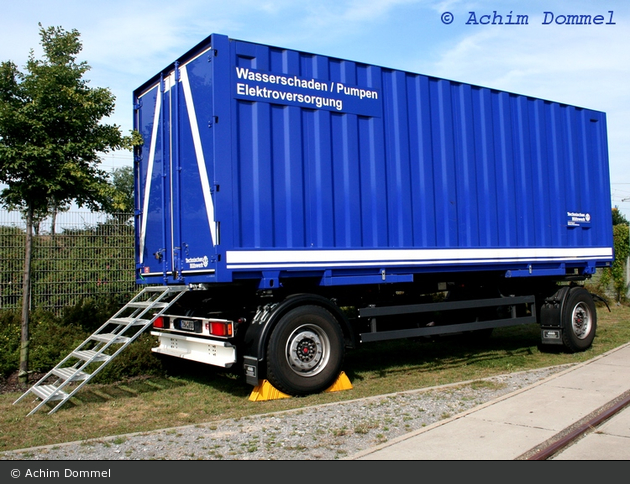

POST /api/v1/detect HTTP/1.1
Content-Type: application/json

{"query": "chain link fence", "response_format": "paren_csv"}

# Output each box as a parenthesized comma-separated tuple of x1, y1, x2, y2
(0, 210, 138, 314)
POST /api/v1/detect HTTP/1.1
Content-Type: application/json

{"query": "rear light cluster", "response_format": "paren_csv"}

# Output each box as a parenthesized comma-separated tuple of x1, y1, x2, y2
(206, 320, 233, 337)
(152, 315, 236, 338)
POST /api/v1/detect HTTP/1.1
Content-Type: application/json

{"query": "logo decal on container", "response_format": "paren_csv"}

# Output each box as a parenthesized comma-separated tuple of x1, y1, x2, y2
(186, 256, 209, 269)
(567, 211, 591, 227)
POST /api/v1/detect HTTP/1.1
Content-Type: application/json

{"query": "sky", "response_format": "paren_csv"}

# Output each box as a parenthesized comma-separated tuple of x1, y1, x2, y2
(1, 0, 629, 218)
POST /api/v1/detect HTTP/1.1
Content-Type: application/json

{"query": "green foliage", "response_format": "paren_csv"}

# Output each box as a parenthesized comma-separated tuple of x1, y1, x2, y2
(127, 129, 144, 149)
(60, 296, 129, 333)
(600, 223, 629, 303)
(29, 310, 89, 372)
(0, 225, 24, 306)
(0, 297, 165, 380)
(0, 309, 88, 378)
(101, 166, 134, 216)
(0, 23, 135, 381)
(92, 334, 165, 384)
(612, 208, 629, 226)
(1, 217, 136, 313)
(0, 310, 21, 378)
(0, 24, 130, 214)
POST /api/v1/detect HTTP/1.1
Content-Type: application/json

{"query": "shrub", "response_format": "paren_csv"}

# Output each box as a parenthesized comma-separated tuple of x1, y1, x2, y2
(599, 224, 629, 304)
(0, 308, 89, 378)
(92, 333, 165, 383)
(60, 295, 131, 333)
(29, 310, 89, 373)
(0, 310, 21, 378)
(0, 295, 164, 382)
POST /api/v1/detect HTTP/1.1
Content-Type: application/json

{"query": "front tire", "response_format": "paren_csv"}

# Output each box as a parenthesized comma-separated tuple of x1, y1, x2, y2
(561, 287, 597, 352)
(266, 305, 344, 396)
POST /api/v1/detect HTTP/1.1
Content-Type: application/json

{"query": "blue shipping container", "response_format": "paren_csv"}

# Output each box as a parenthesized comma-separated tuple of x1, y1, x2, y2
(133, 33, 613, 287)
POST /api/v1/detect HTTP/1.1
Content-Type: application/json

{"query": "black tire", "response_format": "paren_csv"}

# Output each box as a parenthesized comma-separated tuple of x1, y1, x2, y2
(266, 305, 345, 396)
(561, 288, 597, 352)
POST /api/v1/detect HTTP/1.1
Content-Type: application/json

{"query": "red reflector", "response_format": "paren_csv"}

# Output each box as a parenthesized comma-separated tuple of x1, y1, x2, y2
(153, 316, 165, 328)
(210, 322, 228, 336)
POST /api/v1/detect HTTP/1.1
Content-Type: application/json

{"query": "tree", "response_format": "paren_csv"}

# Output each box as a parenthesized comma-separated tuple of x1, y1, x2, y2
(102, 166, 134, 221)
(601, 209, 630, 304)
(612, 207, 629, 226)
(0, 24, 132, 383)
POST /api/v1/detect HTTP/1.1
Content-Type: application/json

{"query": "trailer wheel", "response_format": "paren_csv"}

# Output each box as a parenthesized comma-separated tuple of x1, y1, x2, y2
(266, 305, 344, 396)
(561, 288, 597, 352)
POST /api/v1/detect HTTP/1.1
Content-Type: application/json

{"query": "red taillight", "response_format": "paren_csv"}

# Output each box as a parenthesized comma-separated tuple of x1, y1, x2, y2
(206, 320, 233, 337)
(211, 322, 227, 336)
(153, 316, 165, 328)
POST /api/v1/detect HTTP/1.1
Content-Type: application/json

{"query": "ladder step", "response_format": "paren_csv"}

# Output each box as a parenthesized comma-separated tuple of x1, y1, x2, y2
(71, 350, 111, 362)
(110, 317, 151, 326)
(144, 286, 174, 292)
(31, 385, 68, 402)
(52, 367, 90, 382)
(15, 286, 190, 416)
(91, 333, 130, 344)
(127, 302, 169, 309)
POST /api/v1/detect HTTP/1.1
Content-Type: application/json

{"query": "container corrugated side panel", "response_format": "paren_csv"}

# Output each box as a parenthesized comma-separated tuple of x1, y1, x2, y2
(226, 39, 612, 271)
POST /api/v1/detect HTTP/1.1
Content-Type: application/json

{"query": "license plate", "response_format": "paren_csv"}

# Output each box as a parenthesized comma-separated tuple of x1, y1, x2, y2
(180, 319, 196, 331)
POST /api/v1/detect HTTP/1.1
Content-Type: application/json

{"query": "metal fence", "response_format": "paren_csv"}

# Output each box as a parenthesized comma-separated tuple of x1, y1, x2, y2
(0, 210, 138, 313)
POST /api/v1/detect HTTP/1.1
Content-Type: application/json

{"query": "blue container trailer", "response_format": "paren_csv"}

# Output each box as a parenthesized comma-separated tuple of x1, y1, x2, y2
(134, 33, 614, 396)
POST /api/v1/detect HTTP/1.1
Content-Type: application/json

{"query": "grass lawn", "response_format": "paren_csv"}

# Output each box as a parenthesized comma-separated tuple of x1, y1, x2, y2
(2, 304, 629, 453)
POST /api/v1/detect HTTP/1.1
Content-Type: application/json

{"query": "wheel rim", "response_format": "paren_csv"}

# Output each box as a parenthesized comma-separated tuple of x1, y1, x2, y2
(571, 302, 592, 339)
(285, 324, 330, 377)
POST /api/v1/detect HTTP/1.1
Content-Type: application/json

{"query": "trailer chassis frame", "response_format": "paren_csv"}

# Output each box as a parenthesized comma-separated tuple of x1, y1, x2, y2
(358, 295, 536, 343)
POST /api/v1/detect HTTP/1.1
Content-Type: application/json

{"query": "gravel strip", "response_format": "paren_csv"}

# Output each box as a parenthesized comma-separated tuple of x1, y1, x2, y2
(1, 366, 569, 461)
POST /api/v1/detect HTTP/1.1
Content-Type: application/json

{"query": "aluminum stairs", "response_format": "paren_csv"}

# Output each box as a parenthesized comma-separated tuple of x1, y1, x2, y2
(14, 286, 188, 416)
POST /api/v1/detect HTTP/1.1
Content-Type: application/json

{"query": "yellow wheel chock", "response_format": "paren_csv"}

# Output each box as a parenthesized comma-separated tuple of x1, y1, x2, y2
(324, 371, 353, 393)
(248, 371, 353, 402)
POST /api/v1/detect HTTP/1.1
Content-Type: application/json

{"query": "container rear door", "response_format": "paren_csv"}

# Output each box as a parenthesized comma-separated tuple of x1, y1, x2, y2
(134, 48, 218, 283)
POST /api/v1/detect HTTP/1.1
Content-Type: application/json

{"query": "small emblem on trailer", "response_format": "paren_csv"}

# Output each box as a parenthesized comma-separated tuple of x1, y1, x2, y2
(567, 211, 591, 227)
(185, 256, 209, 269)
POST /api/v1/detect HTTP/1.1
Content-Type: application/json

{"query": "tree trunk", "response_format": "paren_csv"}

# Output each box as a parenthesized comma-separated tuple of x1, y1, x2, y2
(51, 206, 58, 240)
(19, 206, 34, 384)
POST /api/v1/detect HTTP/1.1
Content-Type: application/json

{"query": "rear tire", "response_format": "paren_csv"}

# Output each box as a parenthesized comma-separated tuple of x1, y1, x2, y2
(266, 305, 344, 396)
(561, 288, 597, 352)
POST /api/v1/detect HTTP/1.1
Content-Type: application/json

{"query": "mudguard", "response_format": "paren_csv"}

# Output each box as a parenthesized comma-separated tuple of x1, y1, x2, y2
(241, 294, 354, 385)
